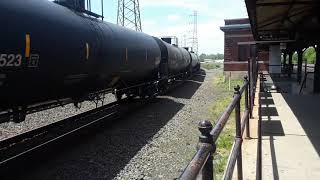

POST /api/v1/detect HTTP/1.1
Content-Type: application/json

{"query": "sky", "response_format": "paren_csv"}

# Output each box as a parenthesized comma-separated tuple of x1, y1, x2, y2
(54, 0, 249, 54)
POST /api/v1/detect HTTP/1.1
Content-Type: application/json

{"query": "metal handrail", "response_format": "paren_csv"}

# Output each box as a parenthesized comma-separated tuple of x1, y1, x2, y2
(210, 90, 242, 142)
(179, 77, 253, 180)
(179, 142, 213, 180)
(180, 57, 259, 180)
(223, 138, 242, 180)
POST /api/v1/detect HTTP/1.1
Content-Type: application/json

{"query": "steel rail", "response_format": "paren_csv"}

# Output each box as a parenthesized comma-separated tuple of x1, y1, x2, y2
(0, 101, 118, 150)
(0, 111, 116, 165)
(0, 73, 198, 168)
(0, 71, 191, 123)
(0, 100, 122, 166)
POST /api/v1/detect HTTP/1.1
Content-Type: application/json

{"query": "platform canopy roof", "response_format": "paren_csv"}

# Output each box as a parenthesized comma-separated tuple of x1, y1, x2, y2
(245, 0, 320, 49)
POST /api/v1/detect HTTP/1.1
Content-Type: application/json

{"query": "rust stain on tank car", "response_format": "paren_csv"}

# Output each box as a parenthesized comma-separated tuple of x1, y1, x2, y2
(86, 43, 90, 60)
(25, 34, 30, 58)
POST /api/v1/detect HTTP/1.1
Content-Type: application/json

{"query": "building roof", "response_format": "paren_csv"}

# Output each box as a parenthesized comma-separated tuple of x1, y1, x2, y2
(245, 0, 320, 49)
(220, 24, 251, 32)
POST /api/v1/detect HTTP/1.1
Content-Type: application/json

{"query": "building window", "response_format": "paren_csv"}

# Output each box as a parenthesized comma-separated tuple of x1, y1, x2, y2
(238, 45, 248, 61)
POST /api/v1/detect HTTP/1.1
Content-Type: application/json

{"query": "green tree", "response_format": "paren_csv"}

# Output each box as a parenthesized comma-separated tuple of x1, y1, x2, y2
(199, 53, 207, 62)
(217, 53, 224, 59)
(292, 52, 298, 64)
(304, 47, 316, 64)
(199, 53, 224, 61)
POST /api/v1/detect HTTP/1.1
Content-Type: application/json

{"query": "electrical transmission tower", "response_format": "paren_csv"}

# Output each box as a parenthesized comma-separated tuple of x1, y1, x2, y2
(117, 0, 142, 32)
(190, 11, 198, 54)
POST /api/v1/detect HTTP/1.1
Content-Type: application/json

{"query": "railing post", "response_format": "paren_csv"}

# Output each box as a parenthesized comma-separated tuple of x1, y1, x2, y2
(252, 58, 257, 106)
(244, 76, 250, 139)
(198, 120, 216, 180)
(256, 73, 263, 180)
(247, 58, 252, 118)
(234, 86, 243, 180)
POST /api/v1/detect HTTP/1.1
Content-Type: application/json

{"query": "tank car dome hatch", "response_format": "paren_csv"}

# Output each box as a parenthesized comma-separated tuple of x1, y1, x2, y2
(161, 38, 172, 44)
(160, 36, 179, 46)
(54, 0, 85, 9)
(54, 0, 104, 19)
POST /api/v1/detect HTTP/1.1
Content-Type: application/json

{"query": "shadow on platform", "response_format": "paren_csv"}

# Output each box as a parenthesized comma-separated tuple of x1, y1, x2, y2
(268, 74, 320, 156)
(282, 94, 320, 156)
(260, 92, 283, 180)
(259, 74, 320, 179)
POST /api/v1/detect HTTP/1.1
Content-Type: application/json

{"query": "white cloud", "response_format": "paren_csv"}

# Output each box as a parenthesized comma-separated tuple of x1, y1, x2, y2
(140, 0, 208, 12)
(144, 20, 225, 54)
(197, 21, 225, 54)
(143, 19, 157, 26)
(49, 0, 248, 54)
(139, 0, 248, 54)
(140, 0, 247, 20)
(167, 14, 181, 22)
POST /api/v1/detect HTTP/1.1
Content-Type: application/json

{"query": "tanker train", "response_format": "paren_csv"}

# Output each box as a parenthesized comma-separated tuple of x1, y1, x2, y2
(0, 0, 200, 123)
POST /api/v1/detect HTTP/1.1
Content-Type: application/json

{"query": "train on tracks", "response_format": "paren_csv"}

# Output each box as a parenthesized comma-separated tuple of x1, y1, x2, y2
(0, 0, 200, 123)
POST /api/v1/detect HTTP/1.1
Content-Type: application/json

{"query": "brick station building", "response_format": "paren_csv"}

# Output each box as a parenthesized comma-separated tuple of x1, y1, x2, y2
(220, 18, 269, 78)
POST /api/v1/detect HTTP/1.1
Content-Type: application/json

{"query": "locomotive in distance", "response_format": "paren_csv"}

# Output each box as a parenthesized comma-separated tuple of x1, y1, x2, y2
(0, 0, 200, 123)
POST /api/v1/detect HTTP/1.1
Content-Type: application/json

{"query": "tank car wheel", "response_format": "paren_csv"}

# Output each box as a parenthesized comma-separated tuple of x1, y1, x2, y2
(139, 93, 146, 99)
(115, 92, 123, 101)
(146, 86, 157, 99)
(12, 107, 27, 123)
(125, 93, 133, 100)
(74, 102, 82, 109)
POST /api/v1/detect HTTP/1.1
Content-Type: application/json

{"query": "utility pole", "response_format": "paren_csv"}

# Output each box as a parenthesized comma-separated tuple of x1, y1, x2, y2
(190, 11, 198, 54)
(182, 34, 187, 47)
(117, 0, 142, 32)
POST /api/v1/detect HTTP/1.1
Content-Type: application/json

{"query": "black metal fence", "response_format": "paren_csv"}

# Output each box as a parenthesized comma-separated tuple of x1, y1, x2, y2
(248, 57, 258, 118)
(179, 58, 259, 180)
(256, 73, 265, 180)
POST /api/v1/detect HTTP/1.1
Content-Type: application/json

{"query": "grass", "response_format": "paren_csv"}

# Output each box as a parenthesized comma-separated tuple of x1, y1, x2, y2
(209, 74, 245, 179)
(213, 75, 244, 92)
(201, 62, 222, 70)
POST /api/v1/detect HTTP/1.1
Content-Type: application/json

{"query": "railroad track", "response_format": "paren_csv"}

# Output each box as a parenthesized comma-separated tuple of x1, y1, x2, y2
(0, 73, 204, 177)
(0, 97, 152, 174)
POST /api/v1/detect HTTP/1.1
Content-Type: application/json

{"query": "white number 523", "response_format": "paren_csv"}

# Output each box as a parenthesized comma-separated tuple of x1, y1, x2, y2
(0, 54, 22, 67)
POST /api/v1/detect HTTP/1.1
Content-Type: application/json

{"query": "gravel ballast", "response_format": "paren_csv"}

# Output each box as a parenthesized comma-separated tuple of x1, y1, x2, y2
(3, 69, 224, 180)
(0, 94, 116, 140)
(115, 70, 221, 179)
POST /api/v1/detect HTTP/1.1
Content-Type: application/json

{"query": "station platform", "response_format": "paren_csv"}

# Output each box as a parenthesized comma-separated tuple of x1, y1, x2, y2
(240, 73, 320, 180)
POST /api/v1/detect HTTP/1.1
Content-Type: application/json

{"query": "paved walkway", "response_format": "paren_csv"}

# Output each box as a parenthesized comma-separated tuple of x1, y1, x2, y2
(241, 75, 320, 180)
